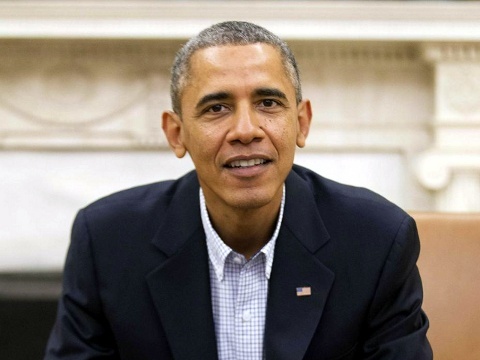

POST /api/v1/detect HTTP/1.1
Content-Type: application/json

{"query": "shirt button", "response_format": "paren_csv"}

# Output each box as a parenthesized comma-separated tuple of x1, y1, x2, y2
(233, 256, 243, 264)
(242, 310, 251, 322)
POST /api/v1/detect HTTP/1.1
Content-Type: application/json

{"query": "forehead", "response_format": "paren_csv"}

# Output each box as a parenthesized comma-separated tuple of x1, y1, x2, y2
(190, 43, 282, 65)
(185, 43, 292, 94)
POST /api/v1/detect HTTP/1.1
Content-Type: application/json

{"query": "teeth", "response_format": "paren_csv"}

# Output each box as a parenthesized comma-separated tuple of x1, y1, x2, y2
(229, 159, 266, 168)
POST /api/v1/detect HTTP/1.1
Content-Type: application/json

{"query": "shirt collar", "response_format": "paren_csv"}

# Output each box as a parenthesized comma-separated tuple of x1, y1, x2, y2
(200, 185, 285, 282)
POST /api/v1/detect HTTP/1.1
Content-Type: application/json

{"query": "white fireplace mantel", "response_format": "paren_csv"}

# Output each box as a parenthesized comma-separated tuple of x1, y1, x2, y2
(1, 1, 480, 41)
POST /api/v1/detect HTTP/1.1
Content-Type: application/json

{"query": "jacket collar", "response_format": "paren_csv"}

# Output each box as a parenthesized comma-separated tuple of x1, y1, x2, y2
(150, 170, 203, 257)
(264, 169, 334, 359)
(146, 168, 334, 360)
(147, 171, 218, 359)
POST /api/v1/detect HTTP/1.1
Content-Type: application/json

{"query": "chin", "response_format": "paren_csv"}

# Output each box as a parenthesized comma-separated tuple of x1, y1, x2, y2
(226, 188, 278, 210)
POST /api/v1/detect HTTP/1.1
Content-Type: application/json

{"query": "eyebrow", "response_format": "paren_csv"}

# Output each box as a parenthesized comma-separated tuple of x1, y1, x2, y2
(194, 87, 289, 111)
(195, 92, 231, 111)
(254, 87, 287, 100)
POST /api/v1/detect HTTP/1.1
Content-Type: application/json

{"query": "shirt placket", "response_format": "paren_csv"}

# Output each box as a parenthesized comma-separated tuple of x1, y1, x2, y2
(234, 254, 265, 360)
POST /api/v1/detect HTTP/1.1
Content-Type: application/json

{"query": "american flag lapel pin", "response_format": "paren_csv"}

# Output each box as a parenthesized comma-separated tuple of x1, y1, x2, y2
(296, 286, 312, 297)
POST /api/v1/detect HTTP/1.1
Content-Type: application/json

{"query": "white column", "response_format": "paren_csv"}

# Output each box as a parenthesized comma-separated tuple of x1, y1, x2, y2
(416, 43, 480, 212)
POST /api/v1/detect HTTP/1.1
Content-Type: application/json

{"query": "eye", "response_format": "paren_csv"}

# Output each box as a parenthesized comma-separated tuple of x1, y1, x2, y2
(257, 99, 282, 111)
(207, 104, 227, 113)
(261, 99, 277, 107)
(198, 103, 230, 119)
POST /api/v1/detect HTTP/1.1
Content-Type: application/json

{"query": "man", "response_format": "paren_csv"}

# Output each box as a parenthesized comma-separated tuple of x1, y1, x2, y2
(45, 21, 432, 359)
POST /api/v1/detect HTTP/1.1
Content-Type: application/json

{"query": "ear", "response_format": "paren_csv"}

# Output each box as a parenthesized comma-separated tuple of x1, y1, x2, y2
(162, 111, 187, 158)
(296, 99, 312, 148)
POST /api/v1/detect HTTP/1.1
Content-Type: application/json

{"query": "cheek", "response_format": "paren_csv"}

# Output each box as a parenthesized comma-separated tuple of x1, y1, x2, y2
(184, 125, 223, 160)
(267, 120, 296, 147)
(278, 127, 300, 160)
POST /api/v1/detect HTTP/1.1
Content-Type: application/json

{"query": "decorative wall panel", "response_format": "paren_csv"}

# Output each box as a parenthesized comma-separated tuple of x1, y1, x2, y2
(416, 43, 480, 212)
(0, 40, 180, 150)
(293, 42, 432, 152)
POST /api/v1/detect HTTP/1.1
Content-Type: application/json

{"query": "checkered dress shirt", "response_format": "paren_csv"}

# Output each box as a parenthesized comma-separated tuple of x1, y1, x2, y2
(200, 186, 285, 360)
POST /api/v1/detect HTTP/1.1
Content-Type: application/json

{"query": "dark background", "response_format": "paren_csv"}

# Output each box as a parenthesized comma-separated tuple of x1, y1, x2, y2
(0, 273, 60, 360)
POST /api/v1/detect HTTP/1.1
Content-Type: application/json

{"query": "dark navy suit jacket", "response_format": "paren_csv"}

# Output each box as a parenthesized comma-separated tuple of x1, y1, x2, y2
(45, 165, 432, 359)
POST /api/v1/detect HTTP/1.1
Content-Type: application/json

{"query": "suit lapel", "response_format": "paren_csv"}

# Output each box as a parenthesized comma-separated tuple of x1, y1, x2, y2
(144, 169, 334, 360)
(264, 171, 335, 359)
(146, 172, 218, 360)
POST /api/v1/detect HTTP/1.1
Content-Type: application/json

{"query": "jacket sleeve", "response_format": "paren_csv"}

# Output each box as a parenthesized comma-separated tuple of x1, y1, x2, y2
(362, 215, 433, 359)
(44, 210, 118, 359)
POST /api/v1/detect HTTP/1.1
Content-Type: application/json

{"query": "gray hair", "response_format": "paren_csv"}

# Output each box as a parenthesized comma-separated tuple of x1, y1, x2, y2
(169, 21, 302, 115)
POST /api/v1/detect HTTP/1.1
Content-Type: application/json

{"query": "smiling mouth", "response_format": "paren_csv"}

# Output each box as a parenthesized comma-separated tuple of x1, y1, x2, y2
(226, 158, 269, 168)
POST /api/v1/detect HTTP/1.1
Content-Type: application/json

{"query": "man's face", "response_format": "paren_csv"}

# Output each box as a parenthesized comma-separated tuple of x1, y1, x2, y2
(163, 43, 311, 212)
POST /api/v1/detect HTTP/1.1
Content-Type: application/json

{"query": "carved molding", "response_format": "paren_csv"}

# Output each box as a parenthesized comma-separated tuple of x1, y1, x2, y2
(292, 42, 420, 66)
(436, 172, 480, 212)
(306, 126, 430, 153)
(0, 40, 177, 149)
(1, 1, 480, 41)
(0, 62, 149, 126)
(0, 39, 432, 151)
(414, 42, 480, 211)
(422, 43, 480, 63)
(415, 150, 480, 191)
(439, 64, 480, 117)
(421, 44, 480, 120)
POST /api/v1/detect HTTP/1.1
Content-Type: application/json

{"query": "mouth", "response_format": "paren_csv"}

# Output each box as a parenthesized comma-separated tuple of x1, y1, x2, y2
(225, 158, 270, 168)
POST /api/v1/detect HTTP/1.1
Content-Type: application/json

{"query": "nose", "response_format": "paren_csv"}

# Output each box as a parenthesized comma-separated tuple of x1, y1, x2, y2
(226, 105, 265, 144)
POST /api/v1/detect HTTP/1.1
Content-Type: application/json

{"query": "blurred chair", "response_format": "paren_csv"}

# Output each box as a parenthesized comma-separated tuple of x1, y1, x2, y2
(412, 212, 480, 360)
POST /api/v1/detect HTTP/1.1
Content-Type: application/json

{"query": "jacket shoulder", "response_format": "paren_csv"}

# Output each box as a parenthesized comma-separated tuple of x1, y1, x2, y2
(81, 170, 198, 222)
(291, 164, 409, 226)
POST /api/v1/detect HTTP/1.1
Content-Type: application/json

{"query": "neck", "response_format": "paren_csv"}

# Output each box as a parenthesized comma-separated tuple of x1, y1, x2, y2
(205, 196, 282, 260)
